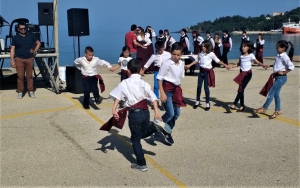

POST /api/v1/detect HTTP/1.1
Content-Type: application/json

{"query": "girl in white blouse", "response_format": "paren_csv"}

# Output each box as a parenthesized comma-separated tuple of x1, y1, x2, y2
(230, 41, 267, 111)
(185, 41, 229, 110)
(254, 40, 294, 119)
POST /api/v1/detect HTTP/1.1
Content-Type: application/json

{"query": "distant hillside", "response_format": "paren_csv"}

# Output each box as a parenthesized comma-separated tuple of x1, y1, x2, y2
(188, 7, 300, 32)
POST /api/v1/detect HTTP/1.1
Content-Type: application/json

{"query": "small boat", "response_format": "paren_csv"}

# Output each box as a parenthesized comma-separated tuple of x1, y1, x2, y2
(282, 18, 300, 34)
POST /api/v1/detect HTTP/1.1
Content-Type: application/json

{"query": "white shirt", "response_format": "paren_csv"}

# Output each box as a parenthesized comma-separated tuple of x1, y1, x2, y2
(239, 53, 256, 71)
(118, 57, 132, 70)
(165, 36, 176, 49)
(74, 56, 112, 76)
(137, 35, 152, 46)
(206, 37, 215, 49)
(196, 52, 220, 69)
(109, 74, 157, 107)
(273, 52, 294, 73)
(194, 36, 204, 46)
(254, 39, 265, 48)
(144, 51, 171, 68)
(145, 30, 156, 39)
(156, 58, 185, 86)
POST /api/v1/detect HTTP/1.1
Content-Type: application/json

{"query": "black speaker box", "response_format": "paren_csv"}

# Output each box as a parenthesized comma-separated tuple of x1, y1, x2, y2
(38, 2, 53, 25)
(66, 66, 83, 94)
(67, 8, 90, 36)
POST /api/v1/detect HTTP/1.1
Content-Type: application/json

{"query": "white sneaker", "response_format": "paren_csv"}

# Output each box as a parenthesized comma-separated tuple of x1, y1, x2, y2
(153, 118, 172, 134)
(17, 92, 23, 99)
(29, 92, 36, 98)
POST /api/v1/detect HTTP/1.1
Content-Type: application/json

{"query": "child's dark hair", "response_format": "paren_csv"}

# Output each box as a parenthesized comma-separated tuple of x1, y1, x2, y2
(241, 41, 255, 54)
(277, 40, 294, 60)
(120, 46, 130, 57)
(202, 41, 213, 53)
(155, 41, 164, 50)
(171, 42, 183, 53)
(85, 46, 94, 53)
(127, 59, 141, 74)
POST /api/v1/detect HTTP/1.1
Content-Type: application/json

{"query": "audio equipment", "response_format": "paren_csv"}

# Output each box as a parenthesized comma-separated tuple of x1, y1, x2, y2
(66, 66, 84, 94)
(38, 2, 53, 25)
(67, 8, 90, 36)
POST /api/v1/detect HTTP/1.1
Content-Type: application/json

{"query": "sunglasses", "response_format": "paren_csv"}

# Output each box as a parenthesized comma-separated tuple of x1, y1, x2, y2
(19, 28, 26, 30)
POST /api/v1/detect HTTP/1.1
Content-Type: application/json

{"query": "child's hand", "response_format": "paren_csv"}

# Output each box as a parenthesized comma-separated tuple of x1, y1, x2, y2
(154, 113, 162, 121)
(112, 109, 119, 120)
(109, 67, 115, 72)
(262, 65, 269, 70)
(184, 65, 190, 69)
(225, 65, 231, 70)
(139, 68, 145, 76)
(160, 92, 167, 103)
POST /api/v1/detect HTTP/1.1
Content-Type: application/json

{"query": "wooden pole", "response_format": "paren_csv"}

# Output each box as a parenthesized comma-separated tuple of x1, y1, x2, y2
(53, 0, 60, 93)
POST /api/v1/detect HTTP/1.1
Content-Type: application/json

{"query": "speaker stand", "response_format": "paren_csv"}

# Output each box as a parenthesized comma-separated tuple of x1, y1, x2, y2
(46, 25, 49, 48)
(77, 36, 80, 57)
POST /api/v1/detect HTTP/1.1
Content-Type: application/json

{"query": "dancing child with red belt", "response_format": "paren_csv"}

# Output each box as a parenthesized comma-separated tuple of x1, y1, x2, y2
(74, 46, 116, 109)
(254, 40, 294, 119)
(230, 41, 268, 111)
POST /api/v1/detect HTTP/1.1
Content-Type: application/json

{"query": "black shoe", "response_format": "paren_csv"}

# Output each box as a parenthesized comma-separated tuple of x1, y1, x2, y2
(95, 96, 103, 105)
(83, 104, 90, 109)
(152, 132, 165, 142)
(205, 105, 210, 111)
(164, 134, 174, 144)
(193, 102, 200, 109)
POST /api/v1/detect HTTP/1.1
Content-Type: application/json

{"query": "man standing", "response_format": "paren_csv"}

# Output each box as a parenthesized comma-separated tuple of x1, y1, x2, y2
(125, 24, 145, 58)
(10, 22, 41, 99)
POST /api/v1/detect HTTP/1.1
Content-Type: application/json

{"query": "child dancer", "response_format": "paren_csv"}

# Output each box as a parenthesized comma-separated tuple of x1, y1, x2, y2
(74, 46, 115, 109)
(185, 41, 229, 110)
(254, 33, 265, 64)
(254, 40, 294, 119)
(141, 41, 172, 98)
(155, 42, 186, 145)
(112, 46, 132, 81)
(106, 59, 171, 172)
(229, 41, 267, 111)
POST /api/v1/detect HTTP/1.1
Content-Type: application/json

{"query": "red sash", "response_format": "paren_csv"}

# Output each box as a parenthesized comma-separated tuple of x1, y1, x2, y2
(100, 99, 148, 131)
(259, 73, 276, 97)
(233, 69, 252, 92)
(200, 67, 215, 87)
(163, 81, 186, 107)
(121, 70, 130, 78)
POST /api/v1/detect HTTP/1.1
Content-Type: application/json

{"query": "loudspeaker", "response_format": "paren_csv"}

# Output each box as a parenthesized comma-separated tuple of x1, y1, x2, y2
(27, 24, 41, 41)
(67, 8, 90, 36)
(38, 2, 53, 25)
(66, 66, 84, 94)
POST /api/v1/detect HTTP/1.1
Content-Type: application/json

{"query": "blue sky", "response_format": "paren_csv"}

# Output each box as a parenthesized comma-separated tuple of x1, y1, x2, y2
(0, 0, 299, 36)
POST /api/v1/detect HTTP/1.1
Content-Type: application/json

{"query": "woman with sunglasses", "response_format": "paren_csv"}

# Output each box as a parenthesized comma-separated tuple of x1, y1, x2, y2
(136, 26, 153, 72)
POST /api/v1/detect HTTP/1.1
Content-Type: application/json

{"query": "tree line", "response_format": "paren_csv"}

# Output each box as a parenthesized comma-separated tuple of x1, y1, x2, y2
(188, 7, 300, 32)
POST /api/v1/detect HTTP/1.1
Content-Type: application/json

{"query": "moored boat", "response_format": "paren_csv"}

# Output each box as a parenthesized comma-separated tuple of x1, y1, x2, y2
(282, 19, 300, 34)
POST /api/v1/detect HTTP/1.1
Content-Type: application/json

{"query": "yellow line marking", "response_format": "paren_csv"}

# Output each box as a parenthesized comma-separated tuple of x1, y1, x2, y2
(182, 89, 300, 127)
(0, 105, 78, 120)
(63, 93, 187, 188)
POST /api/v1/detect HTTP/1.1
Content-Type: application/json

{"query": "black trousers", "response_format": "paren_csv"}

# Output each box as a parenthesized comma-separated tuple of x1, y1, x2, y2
(233, 72, 252, 107)
(82, 76, 100, 105)
(222, 47, 230, 65)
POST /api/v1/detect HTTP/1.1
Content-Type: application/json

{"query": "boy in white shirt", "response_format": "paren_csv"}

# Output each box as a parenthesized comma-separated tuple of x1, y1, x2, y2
(108, 59, 171, 171)
(155, 42, 187, 145)
(141, 41, 171, 99)
(74, 46, 114, 109)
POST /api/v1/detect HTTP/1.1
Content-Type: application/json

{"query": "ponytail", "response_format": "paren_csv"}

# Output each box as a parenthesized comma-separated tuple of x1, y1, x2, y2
(288, 41, 294, 61)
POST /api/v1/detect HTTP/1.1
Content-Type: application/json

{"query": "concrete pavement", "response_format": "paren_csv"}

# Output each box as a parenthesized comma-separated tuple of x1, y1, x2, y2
(0, 57, 299, 187)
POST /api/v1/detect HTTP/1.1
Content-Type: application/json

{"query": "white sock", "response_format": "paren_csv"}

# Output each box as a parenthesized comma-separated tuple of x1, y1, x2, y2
(195, 101, 199, 105)
(206, 103, 210, 107)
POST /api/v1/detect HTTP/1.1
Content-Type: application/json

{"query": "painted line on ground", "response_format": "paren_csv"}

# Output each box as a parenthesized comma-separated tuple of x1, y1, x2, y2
(0, 105, 78, 120)
(63, 93, 187, 188)
(182, 89, 300, 127)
